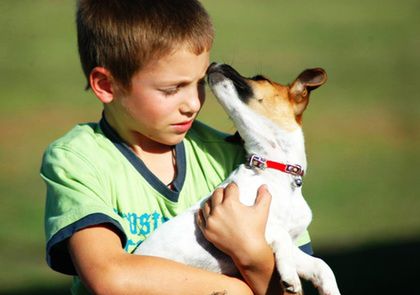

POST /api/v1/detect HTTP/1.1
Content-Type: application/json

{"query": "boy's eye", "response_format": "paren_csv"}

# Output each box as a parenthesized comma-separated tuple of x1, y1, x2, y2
(160, 88, 179, 96)
(159, 79, 206, 96)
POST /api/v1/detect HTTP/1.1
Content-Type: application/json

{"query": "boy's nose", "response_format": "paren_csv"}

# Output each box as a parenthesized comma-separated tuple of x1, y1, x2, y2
(180, 87, 204, 114)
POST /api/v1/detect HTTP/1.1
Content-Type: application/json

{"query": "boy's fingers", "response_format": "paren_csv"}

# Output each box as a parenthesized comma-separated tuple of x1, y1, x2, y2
(211, 187, 224, 208)
(255, 184, 272, 211)
(202, 200, 211, 222)
(197, 209, 208, 234)
(222, 182, 239, 203)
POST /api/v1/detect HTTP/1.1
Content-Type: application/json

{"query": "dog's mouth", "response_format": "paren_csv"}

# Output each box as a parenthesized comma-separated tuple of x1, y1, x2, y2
(207, 63, 253, 102)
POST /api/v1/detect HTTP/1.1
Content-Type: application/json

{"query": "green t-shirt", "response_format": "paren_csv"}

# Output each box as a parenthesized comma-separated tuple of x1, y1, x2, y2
(41, 118, 311, 294)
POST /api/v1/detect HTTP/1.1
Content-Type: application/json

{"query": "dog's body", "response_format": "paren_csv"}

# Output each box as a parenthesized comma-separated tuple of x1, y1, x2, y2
(136, 64, 340, 295)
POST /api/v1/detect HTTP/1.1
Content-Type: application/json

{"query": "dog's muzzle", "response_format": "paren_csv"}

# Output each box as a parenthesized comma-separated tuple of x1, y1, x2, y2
(207, 63, 253, 102)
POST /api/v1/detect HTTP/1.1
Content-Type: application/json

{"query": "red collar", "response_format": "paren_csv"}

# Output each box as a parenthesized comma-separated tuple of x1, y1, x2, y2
(246, 154, 304, 177)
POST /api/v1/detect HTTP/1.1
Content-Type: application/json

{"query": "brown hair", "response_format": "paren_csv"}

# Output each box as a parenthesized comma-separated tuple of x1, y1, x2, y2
(77, 0, 214, 91)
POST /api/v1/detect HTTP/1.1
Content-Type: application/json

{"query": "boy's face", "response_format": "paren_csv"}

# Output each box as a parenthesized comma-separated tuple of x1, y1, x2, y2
(108, 47, 210, 148)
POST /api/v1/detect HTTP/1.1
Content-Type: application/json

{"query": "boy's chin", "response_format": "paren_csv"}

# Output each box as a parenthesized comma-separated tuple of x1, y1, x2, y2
(159, 133, 188, 146)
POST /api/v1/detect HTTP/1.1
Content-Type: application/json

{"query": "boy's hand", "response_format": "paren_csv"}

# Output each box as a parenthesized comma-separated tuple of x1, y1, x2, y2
(197, 182, 272, 267)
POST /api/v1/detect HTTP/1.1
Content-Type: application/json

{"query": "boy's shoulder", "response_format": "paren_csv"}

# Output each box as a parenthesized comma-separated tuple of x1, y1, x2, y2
(187, 120, 241, 145)
(185, 120, 245, 168)
(43, 122, 107, 161)
(47, 122, 105, 147)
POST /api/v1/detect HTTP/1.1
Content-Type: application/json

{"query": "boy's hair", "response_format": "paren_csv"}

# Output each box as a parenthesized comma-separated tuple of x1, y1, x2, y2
(77, 0, 214, 91)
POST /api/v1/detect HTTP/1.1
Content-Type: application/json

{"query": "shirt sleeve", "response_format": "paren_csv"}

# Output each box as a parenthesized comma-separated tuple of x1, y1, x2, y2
(295, 230, 313, 255)
(41, 144, 126, 275)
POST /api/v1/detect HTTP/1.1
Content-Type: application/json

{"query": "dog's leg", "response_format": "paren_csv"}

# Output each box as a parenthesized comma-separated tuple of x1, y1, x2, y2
(292, 247, 341, 295)
(269, 229, 302, 294)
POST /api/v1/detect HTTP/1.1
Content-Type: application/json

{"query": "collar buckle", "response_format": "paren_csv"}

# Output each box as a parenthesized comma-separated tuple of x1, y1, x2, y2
(285, 164, 304, 177)
(247, 154, 267, 169)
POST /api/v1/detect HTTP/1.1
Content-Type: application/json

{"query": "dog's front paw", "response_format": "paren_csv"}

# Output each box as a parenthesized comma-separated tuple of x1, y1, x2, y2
(280, 271, 302, 294)
(281, 280, 302, 294)
(317, 278, 341, 295)
(313, 259, 341, 295)
(318, 286, 341, 295)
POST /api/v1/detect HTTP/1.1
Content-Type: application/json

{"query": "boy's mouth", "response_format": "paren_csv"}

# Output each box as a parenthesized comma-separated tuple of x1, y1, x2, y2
(171, 120, 193, 133)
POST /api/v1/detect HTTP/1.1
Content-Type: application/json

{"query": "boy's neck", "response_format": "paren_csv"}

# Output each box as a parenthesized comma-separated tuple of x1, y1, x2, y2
(103, 109, 171, 152)
(103, 111, 177, 186)
(131, 145, 177, 187)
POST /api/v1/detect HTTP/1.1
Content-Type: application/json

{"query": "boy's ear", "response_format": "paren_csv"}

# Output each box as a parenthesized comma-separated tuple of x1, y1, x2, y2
(90, 67, 115, 104)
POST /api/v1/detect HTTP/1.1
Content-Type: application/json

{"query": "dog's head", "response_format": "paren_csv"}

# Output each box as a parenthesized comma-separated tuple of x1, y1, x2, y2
(207, 63, 327, 156)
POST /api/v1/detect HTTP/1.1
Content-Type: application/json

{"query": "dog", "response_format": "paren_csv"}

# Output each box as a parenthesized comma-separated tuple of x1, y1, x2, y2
(136, 63, 341, 295)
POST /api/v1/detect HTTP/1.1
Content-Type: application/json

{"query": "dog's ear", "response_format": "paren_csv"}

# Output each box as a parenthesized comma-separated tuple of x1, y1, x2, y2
(290, 68, 327, 115)
(225, 131, 243, 144)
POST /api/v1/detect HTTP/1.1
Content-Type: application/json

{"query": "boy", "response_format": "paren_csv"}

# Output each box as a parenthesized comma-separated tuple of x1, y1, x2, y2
(41, 1, 312, 294)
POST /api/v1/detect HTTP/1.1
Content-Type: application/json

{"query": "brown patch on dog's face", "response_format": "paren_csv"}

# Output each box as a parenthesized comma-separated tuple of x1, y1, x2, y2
(246, 79, 298, 131)
(244, 68, 327, 131)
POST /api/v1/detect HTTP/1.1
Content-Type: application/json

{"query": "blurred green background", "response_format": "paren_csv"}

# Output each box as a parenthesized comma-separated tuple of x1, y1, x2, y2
(0, 0, 419, 294)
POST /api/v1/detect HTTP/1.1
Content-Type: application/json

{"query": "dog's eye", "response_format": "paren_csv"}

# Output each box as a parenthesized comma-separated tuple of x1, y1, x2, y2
(251, 75, 268, 81)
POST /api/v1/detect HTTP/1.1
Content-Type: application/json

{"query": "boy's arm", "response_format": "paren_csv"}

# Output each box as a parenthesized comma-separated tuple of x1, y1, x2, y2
(68, 224, 253, 295)
(197, 183, 283, 295)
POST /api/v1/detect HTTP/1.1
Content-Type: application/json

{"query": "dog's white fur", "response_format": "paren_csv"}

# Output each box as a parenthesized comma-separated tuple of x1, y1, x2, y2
(136, 64, 340, 295)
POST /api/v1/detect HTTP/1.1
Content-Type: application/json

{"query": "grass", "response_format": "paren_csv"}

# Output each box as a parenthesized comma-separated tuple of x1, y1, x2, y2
(0, 0, 419, 293)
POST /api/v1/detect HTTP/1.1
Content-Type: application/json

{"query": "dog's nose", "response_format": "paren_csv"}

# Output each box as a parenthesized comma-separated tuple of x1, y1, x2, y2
(207, 62, 226, 85)
(206, 62, 220, 74)
(207, 71, 226, 86)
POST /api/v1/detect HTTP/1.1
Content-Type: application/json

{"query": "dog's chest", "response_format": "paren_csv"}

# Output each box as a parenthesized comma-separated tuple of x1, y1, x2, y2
(224, 165, 312, 238)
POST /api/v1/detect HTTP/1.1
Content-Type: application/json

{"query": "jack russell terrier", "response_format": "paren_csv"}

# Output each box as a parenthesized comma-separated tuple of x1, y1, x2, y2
(136, 63, 341, 295)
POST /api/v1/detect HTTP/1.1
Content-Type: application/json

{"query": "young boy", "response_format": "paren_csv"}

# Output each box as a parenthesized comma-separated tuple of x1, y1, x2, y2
(41, 1, 312, 294)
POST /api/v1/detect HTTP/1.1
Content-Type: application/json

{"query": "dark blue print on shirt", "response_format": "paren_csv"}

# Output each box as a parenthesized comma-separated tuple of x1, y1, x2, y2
(114, 209, 170, 251)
